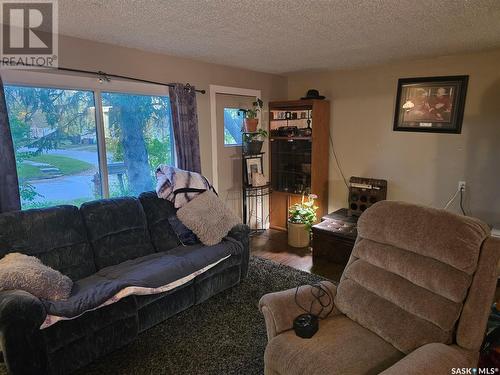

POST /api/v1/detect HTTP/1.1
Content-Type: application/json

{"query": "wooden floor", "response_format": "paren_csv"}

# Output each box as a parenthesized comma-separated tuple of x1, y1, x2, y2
(250, 229, 346, 282)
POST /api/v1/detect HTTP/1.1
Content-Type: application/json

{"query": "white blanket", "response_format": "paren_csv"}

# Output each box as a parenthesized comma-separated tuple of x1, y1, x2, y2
(155, 165, 214, 208)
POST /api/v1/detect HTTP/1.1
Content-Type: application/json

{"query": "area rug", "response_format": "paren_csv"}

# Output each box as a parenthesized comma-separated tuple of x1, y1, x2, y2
(51, 256, 325, 375)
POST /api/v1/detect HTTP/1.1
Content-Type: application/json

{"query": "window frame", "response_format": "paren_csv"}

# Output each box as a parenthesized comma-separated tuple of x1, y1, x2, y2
(2, 69, 174, 201)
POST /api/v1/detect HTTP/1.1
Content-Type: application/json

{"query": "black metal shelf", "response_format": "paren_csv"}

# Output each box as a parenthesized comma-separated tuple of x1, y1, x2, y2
(242, 148, 270, 234)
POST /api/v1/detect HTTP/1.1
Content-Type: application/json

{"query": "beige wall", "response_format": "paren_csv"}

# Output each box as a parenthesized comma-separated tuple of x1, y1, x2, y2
(58, 34, 287, 182)
(56, 35, 498, 226)
(287, 49, 500, 228)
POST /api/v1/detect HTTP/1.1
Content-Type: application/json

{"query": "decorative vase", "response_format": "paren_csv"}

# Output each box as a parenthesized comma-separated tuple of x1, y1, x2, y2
(242, 140, 263, 155)
(244, 118, 259, 132)
(288, 222, 310, 247)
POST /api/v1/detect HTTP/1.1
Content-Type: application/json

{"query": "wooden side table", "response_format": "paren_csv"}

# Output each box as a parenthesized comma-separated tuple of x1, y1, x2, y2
(312, 209, 358, 264)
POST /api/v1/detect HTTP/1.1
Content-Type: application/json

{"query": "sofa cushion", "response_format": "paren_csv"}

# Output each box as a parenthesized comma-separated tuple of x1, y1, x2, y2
(42, 296, 137, 353)
(265, 314, 404, 375)
(0, 205, 95, 280)
(335, 201, 490, 354)
(80, 197, 155, 269)
(139, 191, 181, 252)
(167, 215, 198, 245)
(41, 240, 236, 322)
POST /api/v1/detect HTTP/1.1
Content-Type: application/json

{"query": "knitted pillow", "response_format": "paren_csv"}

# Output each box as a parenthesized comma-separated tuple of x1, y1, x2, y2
(177, 191, 241, 246)
(0, 253, 73, 301)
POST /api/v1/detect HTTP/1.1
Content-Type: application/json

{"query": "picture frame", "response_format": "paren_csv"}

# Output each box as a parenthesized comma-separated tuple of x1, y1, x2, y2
(393, 75, 468, 134)
(244, 156, 263, 186)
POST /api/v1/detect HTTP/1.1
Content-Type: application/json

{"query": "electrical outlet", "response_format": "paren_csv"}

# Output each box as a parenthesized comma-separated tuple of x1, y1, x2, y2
(458, 181, 466, 191)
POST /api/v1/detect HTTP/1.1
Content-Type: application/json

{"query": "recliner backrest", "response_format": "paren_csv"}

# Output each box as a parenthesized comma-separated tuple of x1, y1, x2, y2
(0, 205, 96, 280)
(335, 201, 491, 354)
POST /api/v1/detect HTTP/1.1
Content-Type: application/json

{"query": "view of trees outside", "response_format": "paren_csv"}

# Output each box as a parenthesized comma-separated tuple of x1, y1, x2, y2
(5, 85, 174, 209)
(102, 92, 174, 197)
(5, 85, 99, 209)
(224, 108, 243, 145)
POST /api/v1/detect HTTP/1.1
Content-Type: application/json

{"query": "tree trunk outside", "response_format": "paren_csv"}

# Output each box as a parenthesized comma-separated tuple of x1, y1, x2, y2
(119, 105, 151, 195)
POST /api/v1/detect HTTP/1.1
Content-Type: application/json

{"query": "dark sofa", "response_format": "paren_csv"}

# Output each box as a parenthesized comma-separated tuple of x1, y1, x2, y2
(0, 192, 250, 375)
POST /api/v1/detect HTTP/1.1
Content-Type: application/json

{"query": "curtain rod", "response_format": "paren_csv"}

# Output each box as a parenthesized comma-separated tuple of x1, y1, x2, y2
(5, 63, 206, 94)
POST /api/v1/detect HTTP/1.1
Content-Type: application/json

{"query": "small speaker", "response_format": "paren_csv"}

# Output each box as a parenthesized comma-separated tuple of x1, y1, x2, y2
(348, 176, 387, 216)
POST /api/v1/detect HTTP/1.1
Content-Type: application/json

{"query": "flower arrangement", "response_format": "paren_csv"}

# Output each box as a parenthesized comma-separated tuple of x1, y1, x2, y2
(288, 194, 319, 231)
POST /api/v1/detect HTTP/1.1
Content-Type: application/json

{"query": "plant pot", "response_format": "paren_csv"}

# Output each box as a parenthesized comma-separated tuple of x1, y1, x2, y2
(244, 118, 259, 132)
(288, 222, 310, 247)
(243, 140, 263, 155)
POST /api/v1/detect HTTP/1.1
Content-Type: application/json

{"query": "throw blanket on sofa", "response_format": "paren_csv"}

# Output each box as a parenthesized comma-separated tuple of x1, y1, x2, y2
(40, 238, 241, 329)
(156, 165, 215, 208)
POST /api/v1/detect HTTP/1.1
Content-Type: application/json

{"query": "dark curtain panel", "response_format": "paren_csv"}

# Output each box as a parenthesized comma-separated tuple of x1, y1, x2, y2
(169, 83, 201, 173)
(0, 75, 21, 213)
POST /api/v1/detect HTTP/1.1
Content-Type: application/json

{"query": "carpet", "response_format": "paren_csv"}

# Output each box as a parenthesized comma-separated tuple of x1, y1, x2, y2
(1, 256, 325, 375)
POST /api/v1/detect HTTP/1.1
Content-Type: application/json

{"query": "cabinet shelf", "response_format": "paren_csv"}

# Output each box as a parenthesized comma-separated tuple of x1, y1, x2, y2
(270, 118, 309, 122)
(270, 136, 312, 141)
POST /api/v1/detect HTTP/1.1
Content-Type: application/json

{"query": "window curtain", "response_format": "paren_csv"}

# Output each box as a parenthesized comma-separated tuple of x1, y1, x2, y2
(0, 75, 21, 213)
(169, 83, 201, 173)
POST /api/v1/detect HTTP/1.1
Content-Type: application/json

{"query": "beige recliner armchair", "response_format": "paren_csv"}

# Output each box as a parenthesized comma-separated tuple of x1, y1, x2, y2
(260, 201, 500, 375)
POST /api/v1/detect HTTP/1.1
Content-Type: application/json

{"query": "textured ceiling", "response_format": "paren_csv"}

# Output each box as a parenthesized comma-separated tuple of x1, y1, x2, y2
(57, 0, 500, 74)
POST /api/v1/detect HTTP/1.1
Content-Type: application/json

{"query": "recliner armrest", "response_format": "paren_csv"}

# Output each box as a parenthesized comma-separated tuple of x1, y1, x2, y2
(0, 290, 48, 374)
(379, 343, 477, 375)
(259, 281, 339, 340)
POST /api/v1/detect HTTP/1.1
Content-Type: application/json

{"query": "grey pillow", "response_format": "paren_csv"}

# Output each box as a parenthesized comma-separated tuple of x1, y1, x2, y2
(177, 191, 242, 246)
(0, 253, 73, 301)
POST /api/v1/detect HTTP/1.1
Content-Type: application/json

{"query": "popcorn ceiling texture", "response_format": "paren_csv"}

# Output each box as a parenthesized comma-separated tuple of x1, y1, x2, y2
(58, 0, 500, 74)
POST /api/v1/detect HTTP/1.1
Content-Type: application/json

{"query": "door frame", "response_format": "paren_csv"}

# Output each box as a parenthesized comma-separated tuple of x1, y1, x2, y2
(209, 85, 261, 191)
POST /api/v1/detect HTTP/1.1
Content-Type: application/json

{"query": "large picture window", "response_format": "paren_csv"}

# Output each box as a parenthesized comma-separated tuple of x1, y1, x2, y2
(3, 73, 174, 209)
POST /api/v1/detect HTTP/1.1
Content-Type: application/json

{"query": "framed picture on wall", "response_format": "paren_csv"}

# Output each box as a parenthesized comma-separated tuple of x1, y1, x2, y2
(393, 75, 468, 134)
(244, 156, 263, 186)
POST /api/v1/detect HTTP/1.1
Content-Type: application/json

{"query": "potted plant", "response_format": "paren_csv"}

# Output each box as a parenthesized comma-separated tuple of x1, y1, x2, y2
(288, 194, 318, 247)
(242, 128, 268, 155)
(239, 98, 263, 132)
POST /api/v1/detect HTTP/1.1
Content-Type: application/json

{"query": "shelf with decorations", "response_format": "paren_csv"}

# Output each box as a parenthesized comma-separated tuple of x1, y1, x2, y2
(269, 98, 330, 231)
(239, 99, 271, 234)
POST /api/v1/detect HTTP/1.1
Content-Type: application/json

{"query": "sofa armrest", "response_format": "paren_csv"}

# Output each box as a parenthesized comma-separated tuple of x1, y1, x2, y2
(259, 281, 339, 340)
(0, 290, 48, 374)
(227, 224, 250, 244)
(227, 224, 250, 279)
(379, 343, 477, 375)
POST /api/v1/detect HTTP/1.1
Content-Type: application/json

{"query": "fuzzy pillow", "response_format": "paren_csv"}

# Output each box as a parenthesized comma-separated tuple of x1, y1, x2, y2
(0, 253, 73, 301)
(177, 191, 242, 246)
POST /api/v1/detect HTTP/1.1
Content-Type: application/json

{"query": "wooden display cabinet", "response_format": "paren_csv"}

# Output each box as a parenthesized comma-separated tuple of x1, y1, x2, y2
(269, 100, 330, 231)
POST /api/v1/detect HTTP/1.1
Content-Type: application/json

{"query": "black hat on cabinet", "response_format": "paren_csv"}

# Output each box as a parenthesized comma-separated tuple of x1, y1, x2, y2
(301, 89, 326, 100)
